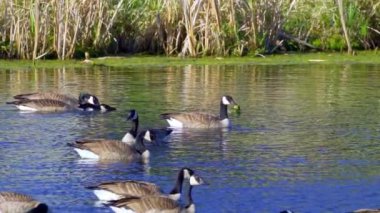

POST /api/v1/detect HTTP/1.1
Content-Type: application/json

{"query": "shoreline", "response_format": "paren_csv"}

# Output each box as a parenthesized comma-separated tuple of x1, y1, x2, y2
(0, 51, 379, 69)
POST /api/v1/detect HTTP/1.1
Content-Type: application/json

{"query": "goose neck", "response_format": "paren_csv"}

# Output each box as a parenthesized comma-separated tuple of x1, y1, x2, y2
(130, 118, 139, 137)
(170, 169, 185, 195)
(188, 186, 193, 204)
(219, 100, 228, 120)
(134, 132, 146, 154)
(184, 186, 194, 210)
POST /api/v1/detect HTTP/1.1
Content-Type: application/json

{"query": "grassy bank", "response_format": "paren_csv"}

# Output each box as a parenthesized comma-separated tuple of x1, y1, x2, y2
(0, 51, 379, 69)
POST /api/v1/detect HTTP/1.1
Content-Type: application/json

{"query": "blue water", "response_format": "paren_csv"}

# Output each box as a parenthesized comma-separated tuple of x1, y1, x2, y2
(0, 64, 380, 212)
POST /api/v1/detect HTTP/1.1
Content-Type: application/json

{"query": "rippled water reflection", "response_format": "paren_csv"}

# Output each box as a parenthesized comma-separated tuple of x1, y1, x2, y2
(0, 63, 380, 212)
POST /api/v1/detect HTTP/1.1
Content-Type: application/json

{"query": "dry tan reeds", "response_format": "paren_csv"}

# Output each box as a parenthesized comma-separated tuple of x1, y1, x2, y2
(0, 0, 378, 59)
(0, 0, 123, 59)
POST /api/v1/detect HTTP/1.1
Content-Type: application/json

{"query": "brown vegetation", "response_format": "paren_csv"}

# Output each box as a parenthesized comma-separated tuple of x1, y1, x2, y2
(0, 0, 379, 59)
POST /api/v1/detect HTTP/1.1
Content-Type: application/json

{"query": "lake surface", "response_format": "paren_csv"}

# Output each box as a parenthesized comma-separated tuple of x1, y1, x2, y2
(0, 63, 380, 212)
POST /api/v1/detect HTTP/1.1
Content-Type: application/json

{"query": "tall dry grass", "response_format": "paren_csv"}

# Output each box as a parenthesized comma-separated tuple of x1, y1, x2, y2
(0, 0, 379, 59)
(0, 0, 122, 59)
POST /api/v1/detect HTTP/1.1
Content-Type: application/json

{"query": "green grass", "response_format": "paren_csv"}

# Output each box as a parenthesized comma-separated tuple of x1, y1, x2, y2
(0, 51, 379, 69)
(0, 59, 88, 69)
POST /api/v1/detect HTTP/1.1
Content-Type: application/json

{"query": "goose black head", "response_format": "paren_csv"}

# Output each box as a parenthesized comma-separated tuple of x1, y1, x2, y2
(79, 93, 100, 106)
(78, 93, 90, 105)
(127, 109, 138, 121)
(222, 95, 238, 106)
(180, 167, 206, 186)
(189, 174, 206, 186)
(181, 167, 195, 179)
(100, 104, 116, 112)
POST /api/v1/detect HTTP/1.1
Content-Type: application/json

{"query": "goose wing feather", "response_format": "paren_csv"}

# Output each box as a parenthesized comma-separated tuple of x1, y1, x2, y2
(0, 192, 47, 213)
(6, 99, 74, 111)
(13, 92, 77, 105)
(0, 192, 34, 202)
(72, 139, 137, 160)
(91, 181, 162, 197)
(353, 209, 380, 213)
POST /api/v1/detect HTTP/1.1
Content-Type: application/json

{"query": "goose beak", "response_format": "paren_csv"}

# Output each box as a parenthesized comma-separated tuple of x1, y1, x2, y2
(229, 97, 239, 107)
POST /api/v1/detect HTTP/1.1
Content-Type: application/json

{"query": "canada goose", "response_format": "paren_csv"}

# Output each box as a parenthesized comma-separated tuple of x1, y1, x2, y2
(6, 92, 114, 112)
(160, 95, 239, 128)
(78, 93, 116, 112)
(122, 109, 172, 145)
(107, 179, 204, 213)
(86, 167, 201, 202)
(351, 209, 380, 213)
(68, 130, 153, 163)
(0, 191, 49, 213)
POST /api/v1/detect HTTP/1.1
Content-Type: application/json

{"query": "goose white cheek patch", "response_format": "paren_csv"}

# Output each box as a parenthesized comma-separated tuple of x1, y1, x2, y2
(144, 131, 152, 142)
(88, 96, 95, 105)
(189, 175, 203, 185)
(222, 96, 230, 105)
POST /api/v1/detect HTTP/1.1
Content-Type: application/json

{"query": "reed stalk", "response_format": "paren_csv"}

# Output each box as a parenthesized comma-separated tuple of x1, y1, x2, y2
(32, 0, 39, 60)
(336, 0, 352, 54)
